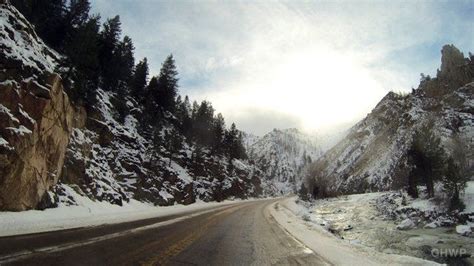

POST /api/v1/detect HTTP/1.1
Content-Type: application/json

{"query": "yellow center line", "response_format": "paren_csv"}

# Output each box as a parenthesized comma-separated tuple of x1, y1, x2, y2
(141, 204, 247, 266)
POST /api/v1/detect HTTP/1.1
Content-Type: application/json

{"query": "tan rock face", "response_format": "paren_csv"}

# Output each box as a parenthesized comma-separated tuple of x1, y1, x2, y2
(0, 74, 75, 211)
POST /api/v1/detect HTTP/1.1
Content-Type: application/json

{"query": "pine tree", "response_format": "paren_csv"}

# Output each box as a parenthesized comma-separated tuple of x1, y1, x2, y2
(156, 55, 179, 112)
(131, 58, 149, 103)
(212, 113, 226, 155)
(298, 183, 309, 201)
(144, 76, 160, 124)
(442, 135, 471, 211)
(117, 36, 135, 84)
(99, 15, 122, 91)
(163, 128, 183, 167)
(178, 96, 193, 139)
(224, 123, 247, 160)
(193, 101, 215, 147)
(11, 0, 67, 50)
(407, 123, 446, 198)
(443, 157, 467, 212)
(57, 11, 100, 105)
(113, 35, 134, 122)
(65, 0, 91, 30)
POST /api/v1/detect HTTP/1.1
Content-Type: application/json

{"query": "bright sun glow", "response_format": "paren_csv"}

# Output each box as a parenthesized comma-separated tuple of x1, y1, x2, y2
(198, 48, 387, 134)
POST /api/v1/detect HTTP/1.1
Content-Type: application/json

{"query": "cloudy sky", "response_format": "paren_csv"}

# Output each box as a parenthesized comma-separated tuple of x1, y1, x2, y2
(91, 0, 474, 136)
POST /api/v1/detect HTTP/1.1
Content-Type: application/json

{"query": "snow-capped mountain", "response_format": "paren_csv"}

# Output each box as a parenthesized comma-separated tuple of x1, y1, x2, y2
(310, 45, 474, 195)
(247, 128, 323, 194)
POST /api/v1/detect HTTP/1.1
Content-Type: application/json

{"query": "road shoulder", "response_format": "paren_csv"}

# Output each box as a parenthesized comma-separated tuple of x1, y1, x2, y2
(268, 197, 440, 266)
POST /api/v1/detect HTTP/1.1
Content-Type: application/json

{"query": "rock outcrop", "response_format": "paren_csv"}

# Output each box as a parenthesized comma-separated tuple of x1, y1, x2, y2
(0, 75, 76, 211)
(0, 2, 77, 211)
(246, 128, 322, 194)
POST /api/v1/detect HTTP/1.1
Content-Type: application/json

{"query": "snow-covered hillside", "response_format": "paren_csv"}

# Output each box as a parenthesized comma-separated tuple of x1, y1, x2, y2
(57, 86, 265, 207)
(310, 45, 474, 194)
(247, 128, 323, 194)
(0, 3, 59, 78)
(0, 2, 263, 211)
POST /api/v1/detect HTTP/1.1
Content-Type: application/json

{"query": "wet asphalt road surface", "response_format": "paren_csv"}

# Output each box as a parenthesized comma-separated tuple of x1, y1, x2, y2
(0, 199, 330, 265)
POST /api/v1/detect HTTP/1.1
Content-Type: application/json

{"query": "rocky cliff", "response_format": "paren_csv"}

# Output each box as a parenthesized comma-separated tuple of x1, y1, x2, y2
(246, 128, 322, 194)
(0, 3, 78, 210)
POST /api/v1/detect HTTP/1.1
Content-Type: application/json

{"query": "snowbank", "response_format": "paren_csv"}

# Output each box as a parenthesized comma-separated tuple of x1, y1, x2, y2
(456, 225, 472, 236)
(0, 186, 256, 237)
(463, 181, 474, 213)
(269, 197, 440, 265)
(396, 219, 416, 230)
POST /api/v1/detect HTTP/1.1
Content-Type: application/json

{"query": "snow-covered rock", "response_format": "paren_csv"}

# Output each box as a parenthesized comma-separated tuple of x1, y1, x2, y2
(246, 128, 322, 195)
(0, 3, 78, 211)
(0, 2, 58, 80)
(456, 225, 472, 236)
(61, 89, 264, 207)
(396, 218, 416, 230)
(424, 222, 438, 229)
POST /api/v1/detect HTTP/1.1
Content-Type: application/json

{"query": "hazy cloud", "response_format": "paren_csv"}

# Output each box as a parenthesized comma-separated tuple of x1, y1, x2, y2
(91, 0, 474, 135)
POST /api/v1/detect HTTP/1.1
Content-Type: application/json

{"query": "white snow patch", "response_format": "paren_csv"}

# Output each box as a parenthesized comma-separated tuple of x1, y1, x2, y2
(396, 219, 416, 230)
(456, 225, 472, 236)
(170, 161, 193, 184)
(269, 197, 439, 265)
(6, 125, 32, 136)
(0, 184, 257, 237)
(463, 181, 474, 213)
(18, 106, 35, 124)
(0, 137, 13, 150)
(0, 104, 19, 123)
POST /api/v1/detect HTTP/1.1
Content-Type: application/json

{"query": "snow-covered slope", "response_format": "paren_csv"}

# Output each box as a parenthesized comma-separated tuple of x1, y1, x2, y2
(247, 128, 323, 194)
(0, 2, 263, 211)
(59, 87, 264, 207)
(311, 45, 474, 194)
(0, 3, 58, 79)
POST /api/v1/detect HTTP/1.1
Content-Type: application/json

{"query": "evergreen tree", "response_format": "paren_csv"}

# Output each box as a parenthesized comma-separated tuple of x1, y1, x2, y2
(11, 0, 66, 50)
(65, 0, 91, 30)
(193, 101, 215, 147)
(191, 100, 199, 119)
(442, 135, 471, 211)
(224, 123, 247, 160)
(163, 128, 183, 167)
(407, 123, 446, 198)
(298, 183, 309, 201)
(175, 95, 183, 112)
(131, 58, 149, 102)
(156, 55, 179, 112)
(99, 15, 122, 91)
(144, 76, 160, 123)
(178, 96, 193, 139)
(443, 157, 467, 212)
(113, 35, 135, 122)
(117, 36, 135, 84)
(212, 113, 226, 155)
(59, 14, 101, 105)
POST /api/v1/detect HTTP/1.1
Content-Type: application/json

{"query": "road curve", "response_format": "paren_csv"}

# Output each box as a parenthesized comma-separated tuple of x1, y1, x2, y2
(0, 199, 330, 265)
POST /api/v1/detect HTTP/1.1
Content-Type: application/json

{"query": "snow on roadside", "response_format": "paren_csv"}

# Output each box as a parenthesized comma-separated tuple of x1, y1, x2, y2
(463, 181, 474, 213)
(0, 184, 254, 237)
(270, 197, 441, 265)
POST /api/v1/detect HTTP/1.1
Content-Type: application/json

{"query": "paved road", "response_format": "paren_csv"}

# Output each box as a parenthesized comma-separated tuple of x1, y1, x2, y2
(0, 199, 330, 265)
